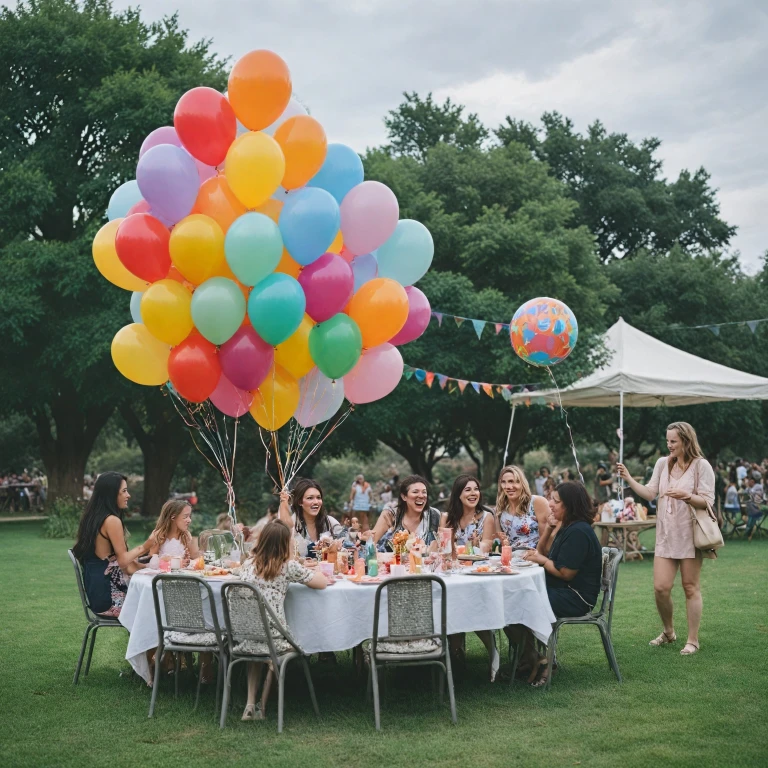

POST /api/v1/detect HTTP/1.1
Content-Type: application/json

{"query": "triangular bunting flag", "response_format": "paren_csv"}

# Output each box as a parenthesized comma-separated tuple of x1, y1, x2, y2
(708, 325, 720, 336)
(495, 323, 503, 335)
(425, 372, 435, 388)
(501, 387, 512, 402)
(457, 380, 468, 393)
(433, 312, 443, 326)
(454, 316, 465, 328)
(404, 369, 414, 380)
(437, 374, 448, 389)
(747, 320, 760, 334)
(482, 383, 494, 398)
(414, 368, 427, 382)
(472, 319, 486, 339)
(471, 382, 481, 394)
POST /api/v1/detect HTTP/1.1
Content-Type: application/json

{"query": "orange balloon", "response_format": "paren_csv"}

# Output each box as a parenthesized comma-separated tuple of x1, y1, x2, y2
(254, 198, 283, 225)
(347, 278, 408, 349)
(328, 230, 343, 254)
(273, 116, 327, 190)
(228, 50, 292, 131)
(192, 176, 246, 233)
(250, 364, 299, 430)
(275, 248, 302, 279)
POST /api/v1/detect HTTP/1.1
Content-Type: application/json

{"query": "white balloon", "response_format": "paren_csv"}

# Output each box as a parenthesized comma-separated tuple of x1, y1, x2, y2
(130, 291, 144, 324)
(263, 96, 309, 136)
(295, 368, 345, 428)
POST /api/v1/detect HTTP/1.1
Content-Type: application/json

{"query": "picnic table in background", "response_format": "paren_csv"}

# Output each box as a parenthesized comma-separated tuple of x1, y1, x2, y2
(593, 519, 656, 561)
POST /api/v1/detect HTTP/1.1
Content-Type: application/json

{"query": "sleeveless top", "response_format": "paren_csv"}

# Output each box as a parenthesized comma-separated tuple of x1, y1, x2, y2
(496, 497, 541, 548)
(158, 537, 187, 558)
(452, 508, 493, 546)
(377, 505, 440, 551)
(351, 482, 372, 511)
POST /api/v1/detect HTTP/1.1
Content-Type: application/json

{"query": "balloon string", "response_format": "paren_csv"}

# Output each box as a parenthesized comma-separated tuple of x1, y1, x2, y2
(545, 367, 584, 484)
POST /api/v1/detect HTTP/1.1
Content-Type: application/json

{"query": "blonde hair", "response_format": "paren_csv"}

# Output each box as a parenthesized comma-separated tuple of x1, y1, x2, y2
(154, 499, 193, 551)
(666, 422, 704, 471)
(495, 465, 532, 518)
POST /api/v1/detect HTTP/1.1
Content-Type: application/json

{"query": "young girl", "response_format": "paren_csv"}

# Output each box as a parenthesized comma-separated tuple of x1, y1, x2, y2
(239, 520, 327, 721)
(149, 500, 200, 564)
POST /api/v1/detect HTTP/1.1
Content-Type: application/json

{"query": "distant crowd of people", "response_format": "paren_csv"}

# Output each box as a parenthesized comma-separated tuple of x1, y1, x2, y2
(0, 469, 47, 512)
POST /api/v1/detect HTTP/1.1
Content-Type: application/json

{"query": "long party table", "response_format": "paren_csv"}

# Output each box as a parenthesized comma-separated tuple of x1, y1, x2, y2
(119, 566, 556, 683)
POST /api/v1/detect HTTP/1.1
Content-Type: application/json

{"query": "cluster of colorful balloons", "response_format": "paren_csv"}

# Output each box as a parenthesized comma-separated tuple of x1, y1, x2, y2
(95, 50, 434, 431)
(509, 297, 578, 367)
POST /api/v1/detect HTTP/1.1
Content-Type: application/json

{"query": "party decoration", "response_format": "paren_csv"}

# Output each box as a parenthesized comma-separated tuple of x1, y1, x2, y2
(219, 326, 274, 390)
(274, 115, 327, 190)
(136, 144, 200, 225)
(346, 277, 408, 348)
(107, 180, 143, 221)
(140, 279, 194, 346)
(308, 314, 362, 379)
(344, 343, 404, 404)
(263, 96, 308, 136)
(376, 219, 434, 287)
(279, 187, 340, 266)
(174, 86, 236, 167)
(225, 212, 283, 286)
(340, 180, 398, 256)
(247, 272, 306, 346)
(308, 143, 364, 204)
(250, 364, 300, 430)
(225, 131, 285, 208)
(350, 252, 378, 292)
(114, 214, 171, 283)
(210, 374, 254, 418)
(111, 324, 170, 386)
(295, 368, 345, 428)
(191, 277, 246, 345)
(274, 315, 315, 379)
(130, 291, 144, 324)
(168, 331, 221, 402)
(228, 50, 292, 131)
(93, 219, 148, 291)
(169, 214, 227, 285)
(127, 199, 151, 217)
(389, 286, 431, 346)
(139, 125, 180, 157)
(192, 176, 247, 233)
(510, 297, 579, 367)
(275, 248, 302, 279)
(298, 252, 354, 323)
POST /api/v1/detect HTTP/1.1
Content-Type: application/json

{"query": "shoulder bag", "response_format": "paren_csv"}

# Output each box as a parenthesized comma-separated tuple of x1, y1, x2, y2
(690, 458, 724, 558)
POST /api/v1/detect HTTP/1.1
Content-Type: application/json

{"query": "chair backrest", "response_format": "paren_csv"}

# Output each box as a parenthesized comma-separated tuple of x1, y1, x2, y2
(221, 581, 299, 662)
(372, 575, 445, 649)
(150, 574, 223, 644)
(68, 549, 95, 622)
(595, 547, 622, 620)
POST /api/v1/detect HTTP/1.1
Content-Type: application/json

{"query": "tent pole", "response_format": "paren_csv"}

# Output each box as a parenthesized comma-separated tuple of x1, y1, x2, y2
(618, 391, 625, 500)
(503, 404, 517, 467)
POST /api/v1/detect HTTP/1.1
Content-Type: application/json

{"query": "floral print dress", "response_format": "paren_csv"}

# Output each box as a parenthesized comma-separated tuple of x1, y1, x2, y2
(495, 498, 541, 548)
(453, 509, 493, 546)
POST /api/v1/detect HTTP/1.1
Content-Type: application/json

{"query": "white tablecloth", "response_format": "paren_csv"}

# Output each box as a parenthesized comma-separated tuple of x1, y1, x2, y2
(119, 567, 555, 682)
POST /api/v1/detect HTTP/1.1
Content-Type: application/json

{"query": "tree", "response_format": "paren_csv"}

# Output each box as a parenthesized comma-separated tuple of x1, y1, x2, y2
(496, 113, 736, 262)
(0, 0, 227, 500)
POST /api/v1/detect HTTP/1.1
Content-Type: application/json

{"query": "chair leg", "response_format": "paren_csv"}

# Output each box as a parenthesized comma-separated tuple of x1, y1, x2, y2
(544, 627, 559, 692)
(598, 623, 622, 683)
(215, 652, 225, 720)
(148, 645, 164, 718)
(84, 626, 98, 676)
(370, 662, 382, 731)
(194, 654, 203, 712)
(444, 658, 457, 724)
(509, 636, 524, 687)
(219, 658, 234, 729)
(277, 660, 289, 734)
(73, 625, 92, 685)
(301, 656, 320, 718)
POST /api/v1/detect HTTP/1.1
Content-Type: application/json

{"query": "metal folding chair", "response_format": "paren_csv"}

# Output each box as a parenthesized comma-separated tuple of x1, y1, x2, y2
(68, 549, 127, 685)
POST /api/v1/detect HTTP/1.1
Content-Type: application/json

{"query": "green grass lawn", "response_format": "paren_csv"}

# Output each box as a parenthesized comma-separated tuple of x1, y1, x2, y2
(1, 521, 766, 768)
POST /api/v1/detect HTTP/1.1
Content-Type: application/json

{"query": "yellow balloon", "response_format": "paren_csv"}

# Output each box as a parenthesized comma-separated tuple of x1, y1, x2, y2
(328, 230, 343, 254)
(140, 279, 194, 346)
(275, 315, 315, 379)
(225, 132, 285, 209)
(169, 214, 227, 286)
(250, 364, 299, 430)
(92, 219, 148, 291)
(111, 323, 170, 385)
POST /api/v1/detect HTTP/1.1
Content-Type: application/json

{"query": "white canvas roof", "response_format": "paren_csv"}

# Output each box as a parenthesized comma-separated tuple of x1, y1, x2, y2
(509, 317, 768, 407)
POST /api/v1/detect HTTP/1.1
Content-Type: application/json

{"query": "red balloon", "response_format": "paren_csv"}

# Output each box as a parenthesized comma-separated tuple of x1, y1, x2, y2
(174, 87, 237, 167)
(126, 199, 151, 216)
(115, 213, 171, 282)
(168, 331, 222, 402)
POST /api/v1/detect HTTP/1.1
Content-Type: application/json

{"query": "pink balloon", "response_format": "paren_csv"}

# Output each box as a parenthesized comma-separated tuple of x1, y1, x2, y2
(140, 126, 182, 158)
(195, 158, 217, 183)
(340, 181, 399, 256)
(343, 343, 403, 404)
(218, 326, 274, 390)
(209, 374, 253, 417)
(298, 252, 354, 323)
(389, 286, 431, 345)
(127, 199, 151, 216)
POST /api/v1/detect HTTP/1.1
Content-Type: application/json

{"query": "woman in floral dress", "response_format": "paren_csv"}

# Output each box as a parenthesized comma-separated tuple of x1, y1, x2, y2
(493, 465, 551, 549)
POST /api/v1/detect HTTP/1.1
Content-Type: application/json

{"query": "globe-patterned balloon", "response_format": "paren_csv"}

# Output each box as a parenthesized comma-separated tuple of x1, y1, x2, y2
(510, 297, 578, 367)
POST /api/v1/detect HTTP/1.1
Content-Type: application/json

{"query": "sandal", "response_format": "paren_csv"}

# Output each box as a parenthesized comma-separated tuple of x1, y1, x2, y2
(529, 659, 550, 688)
(241, 704, 264, 721)
(680, 641, 699, 655)
(649, 631, 677, 646)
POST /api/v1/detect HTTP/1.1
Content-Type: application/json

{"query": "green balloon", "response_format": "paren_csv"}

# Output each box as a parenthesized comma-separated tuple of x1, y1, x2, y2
(309, 314, 363, 379)
(190, 277, 245, 345)
(225, 212, 283, 287)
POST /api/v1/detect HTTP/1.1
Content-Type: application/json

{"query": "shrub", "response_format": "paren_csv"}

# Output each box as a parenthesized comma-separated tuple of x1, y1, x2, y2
(42, 497, 83, 540)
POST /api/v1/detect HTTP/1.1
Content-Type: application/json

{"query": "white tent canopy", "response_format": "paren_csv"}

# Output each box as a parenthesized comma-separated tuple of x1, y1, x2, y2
(508, 317, 768, 408)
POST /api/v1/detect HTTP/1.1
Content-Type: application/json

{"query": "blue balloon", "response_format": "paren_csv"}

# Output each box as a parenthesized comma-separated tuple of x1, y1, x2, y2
(130, 291, 144, 324)
(107, 180, 143, 221)
(278, 188, 340, 267)
(376, 219, 434, 287)
(248, 273, 307, 346)
(350, 252, 378, 292)
(307, 143, 364, 204)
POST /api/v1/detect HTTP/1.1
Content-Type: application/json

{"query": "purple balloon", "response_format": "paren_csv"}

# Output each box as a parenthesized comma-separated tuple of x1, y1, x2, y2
(136, 144, 200, 225)
(350, 252, 378, 292)
(298, 252, 354, 323)
(389, 286, 431, 345)
(139, 126, 182, 158)
(340, 180, 399, 256)
(218, 326, 274, 390)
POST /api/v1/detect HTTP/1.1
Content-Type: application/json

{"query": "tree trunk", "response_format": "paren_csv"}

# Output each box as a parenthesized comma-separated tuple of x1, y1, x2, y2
(33, 385, 113, 503)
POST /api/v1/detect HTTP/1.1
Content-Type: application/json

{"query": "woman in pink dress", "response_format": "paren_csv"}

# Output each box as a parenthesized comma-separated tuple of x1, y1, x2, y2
(617, 422, 715, 655)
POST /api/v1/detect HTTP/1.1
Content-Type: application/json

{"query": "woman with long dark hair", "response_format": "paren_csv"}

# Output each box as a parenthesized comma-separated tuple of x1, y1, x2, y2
(277, 478, 344, 559)
(73, 472, 153, 617)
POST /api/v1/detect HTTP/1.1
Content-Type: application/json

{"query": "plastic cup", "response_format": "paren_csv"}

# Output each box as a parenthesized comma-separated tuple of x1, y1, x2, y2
(501, 545, 512, 566)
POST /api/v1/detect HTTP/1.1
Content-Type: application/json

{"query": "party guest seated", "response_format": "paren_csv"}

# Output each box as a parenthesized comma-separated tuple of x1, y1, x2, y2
(239, 520, 327, 721)
(493, 465, 550, 550)
(523, 481, 603, 686)
(73, 472, 154, 617)
(149, 500, 200, 564)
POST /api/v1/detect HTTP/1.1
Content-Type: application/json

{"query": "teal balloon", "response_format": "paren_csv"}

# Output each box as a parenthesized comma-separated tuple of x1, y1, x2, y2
(108, 180, 143, 220)
(130, 291, 144, 324)
(309, 314, 362, 379)
(376, 219, 434, 287)
(225, 212, 284, 287)
(190, 277, 245, 345)
(248, 273, 306, 346)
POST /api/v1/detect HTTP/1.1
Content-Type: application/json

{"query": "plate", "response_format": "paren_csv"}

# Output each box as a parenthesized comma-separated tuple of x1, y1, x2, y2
(511, 560, 536, 568)
(466, 568, 520, 576)
(457, 554, 487, 562)
(349, 577, 383, 585)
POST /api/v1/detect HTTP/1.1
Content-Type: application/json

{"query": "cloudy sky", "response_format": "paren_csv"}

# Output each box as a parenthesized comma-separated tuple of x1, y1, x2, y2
(113, 0, 767, 267)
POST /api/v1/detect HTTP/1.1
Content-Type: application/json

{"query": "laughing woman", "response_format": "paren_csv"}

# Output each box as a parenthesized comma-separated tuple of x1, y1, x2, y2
(278, 478, 344, 560)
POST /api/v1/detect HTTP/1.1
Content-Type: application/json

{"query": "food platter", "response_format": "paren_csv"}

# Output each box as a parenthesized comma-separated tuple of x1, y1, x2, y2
(457, 554, 488, 562)
(466, 566, 519, 576)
